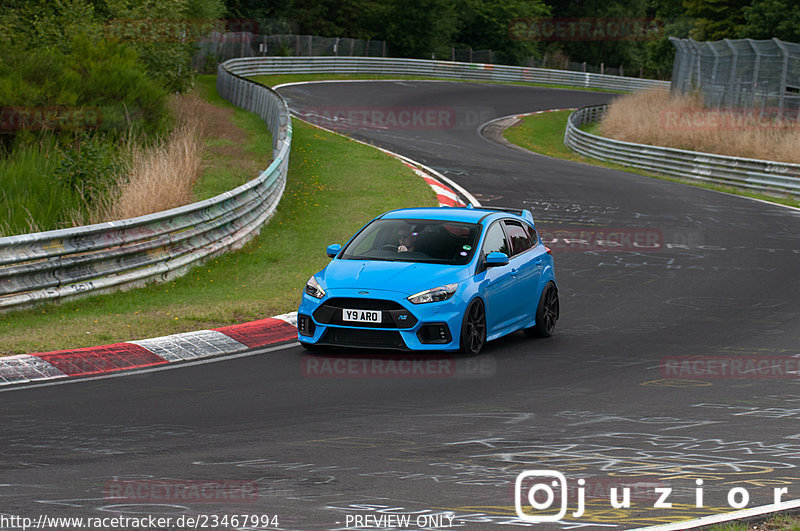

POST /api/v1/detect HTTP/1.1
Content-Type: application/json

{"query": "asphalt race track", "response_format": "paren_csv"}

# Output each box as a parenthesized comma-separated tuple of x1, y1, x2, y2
(2, 81, 800, 530)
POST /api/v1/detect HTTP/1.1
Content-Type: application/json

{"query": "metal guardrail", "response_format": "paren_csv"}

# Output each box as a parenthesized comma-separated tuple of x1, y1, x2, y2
(223, 56, 669, 93)
(0, 56, 684, 313)
(565, 104, 800, 198)
(0, 63, 291, 311)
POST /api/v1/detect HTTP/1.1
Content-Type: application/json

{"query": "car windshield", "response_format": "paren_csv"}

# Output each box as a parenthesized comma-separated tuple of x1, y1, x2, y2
(341, 218, 481, 265)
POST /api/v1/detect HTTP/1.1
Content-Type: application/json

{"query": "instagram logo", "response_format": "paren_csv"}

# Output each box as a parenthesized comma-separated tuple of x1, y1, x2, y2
(515, 470, 568, 522)
(515, 470, 795, 522)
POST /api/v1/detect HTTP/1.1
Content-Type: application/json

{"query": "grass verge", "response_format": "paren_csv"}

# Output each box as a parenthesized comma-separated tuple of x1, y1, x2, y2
(710, 511, 800, 530)
(0, 138, 72, 235)
(502, 110, 800, 209)
(191, 75, 273, 201)
(0, 77, 435, 355)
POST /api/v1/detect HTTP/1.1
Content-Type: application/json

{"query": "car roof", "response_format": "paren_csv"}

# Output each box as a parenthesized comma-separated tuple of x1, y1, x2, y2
(380, 206, 533, 225)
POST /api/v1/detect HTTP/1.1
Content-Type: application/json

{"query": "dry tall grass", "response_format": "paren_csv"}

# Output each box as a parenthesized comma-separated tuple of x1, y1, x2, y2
(598, 89, 800, 164)
(92, 94, 206, 223)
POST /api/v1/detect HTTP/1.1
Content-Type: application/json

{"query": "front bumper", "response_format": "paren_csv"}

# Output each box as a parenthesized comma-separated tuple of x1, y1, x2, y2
(297, 288, 464, 351)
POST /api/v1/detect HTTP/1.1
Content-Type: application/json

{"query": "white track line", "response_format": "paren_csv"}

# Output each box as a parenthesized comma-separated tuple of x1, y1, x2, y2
(630, 498, 800, 530)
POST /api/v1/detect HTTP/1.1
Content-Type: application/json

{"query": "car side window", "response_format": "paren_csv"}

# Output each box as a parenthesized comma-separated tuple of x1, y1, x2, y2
(482, 221, 510, 256)
(504, 220, 533, 256)
(524, 223, 539, 246)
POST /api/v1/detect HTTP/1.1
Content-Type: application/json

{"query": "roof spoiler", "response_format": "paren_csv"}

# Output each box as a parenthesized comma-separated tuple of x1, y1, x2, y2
(472, 205, 536, 224)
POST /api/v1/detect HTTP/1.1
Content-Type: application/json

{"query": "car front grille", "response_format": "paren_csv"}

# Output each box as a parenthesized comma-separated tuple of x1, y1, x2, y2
(321, 328, 407, 350)
(313, 297, 418, 329)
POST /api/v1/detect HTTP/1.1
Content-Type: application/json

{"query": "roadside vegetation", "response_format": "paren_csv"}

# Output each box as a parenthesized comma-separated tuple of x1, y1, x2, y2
(599, 89, 800, 164)
(502, 109, 800, 209)
(0, 74, 435, 355)
(710, 512, 800, 530)
(228, 0, 800, 80)
(0, 0, 224, 236)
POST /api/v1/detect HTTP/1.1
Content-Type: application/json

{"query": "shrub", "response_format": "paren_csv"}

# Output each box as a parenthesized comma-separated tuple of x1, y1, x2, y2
(53, 132, 125, 217)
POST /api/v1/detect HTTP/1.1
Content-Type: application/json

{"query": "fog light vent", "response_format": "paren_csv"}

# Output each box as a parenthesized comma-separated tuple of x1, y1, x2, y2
(297, 314, 315, 337)
(417, 323, 451, 344)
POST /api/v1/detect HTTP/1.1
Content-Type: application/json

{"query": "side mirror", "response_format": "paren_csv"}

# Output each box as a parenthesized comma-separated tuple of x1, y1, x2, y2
(326, 244, 342, 258)
(485, 251, 509, 267)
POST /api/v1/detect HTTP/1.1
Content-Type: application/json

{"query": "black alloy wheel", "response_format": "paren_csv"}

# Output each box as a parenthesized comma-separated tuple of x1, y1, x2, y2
(525, 282, 559, 338)
(459, 299, 486, 356)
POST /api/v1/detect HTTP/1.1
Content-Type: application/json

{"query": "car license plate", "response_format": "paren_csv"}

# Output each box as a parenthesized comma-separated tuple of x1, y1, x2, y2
(342, 309, 382, 323)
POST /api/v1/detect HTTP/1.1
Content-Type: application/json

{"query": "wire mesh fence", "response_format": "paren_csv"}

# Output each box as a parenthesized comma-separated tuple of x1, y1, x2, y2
(670, 37, 800, 120)
(194, 33, 647, 78)
(193, 34, 388, 71)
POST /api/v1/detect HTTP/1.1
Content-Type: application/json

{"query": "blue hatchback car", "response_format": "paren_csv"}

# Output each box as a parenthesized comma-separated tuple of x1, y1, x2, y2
(297, 206, 558, 355)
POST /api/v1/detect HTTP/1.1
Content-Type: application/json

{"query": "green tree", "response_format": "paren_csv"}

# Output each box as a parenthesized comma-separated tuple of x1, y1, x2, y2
(225, 0, 384, 38)
(546, 0, 650, 73)
(455, 0, 550, 65)
(380, 0, 458, 58)
(683, 0, 750, 41)
(290, 0, 381, 37)
(645, 0, 693, 79)
(103, 0, 226, 92)
(0, 35, 168, 138)
(223, 0, 298, 34)
(741, 0, 800, 42)
(0, 0, 102, 50)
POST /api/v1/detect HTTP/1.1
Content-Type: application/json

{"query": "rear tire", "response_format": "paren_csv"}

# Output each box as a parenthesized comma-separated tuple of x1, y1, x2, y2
(524, 282, 559, 338)
(459, 299, 486, 356)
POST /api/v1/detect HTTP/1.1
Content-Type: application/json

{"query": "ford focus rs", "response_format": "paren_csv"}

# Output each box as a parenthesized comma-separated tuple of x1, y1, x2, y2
(297, 206, 558, 355)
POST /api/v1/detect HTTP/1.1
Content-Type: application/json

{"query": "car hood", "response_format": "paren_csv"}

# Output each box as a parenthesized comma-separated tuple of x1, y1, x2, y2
(320, 259, 471, 294)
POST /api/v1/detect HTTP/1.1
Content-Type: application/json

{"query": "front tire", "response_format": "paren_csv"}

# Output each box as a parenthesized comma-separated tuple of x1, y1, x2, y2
(299, 341, 325, 352)
(459, 299, 486, 356)
(524, 282, 559, 338)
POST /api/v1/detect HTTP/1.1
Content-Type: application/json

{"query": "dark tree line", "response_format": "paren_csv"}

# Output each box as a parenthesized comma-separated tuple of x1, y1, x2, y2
(224, 0, 800, 78)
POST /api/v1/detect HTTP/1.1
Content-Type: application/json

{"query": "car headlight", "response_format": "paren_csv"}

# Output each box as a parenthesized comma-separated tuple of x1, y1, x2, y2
(407, 283, 458, 304)
(304, 276, 326, 299)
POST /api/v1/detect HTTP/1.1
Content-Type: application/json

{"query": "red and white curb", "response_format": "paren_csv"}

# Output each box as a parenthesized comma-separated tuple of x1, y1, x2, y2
(400, 160, 466, 207)
(0, 313, 298, 387)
